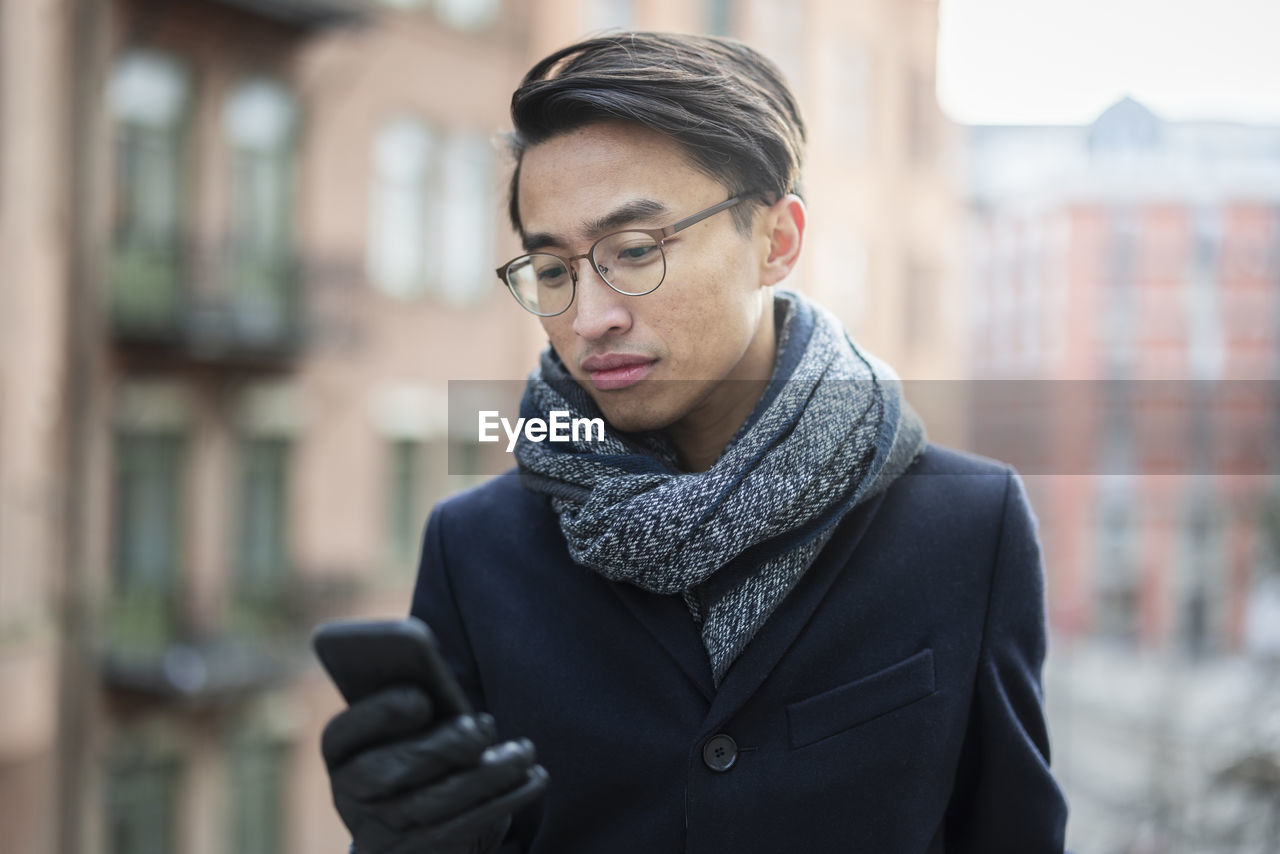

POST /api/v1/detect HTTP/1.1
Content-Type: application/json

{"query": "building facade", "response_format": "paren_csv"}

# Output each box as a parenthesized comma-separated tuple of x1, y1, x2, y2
(1, 0, 959, 852)
(966, 99, 1280, 852)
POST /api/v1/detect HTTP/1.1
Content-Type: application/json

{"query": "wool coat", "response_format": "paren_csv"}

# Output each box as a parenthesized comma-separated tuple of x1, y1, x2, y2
(409, 443, 1069, 853)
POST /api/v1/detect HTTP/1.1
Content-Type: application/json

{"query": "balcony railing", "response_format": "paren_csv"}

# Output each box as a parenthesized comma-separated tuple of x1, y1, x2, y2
(101, 634, 297, 702)
(205, 0, 366, 29)
(101, 573, 359, 703)
(110, 235, 304, 368)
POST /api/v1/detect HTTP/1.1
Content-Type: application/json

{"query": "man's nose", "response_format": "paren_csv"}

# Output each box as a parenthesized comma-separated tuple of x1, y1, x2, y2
(571, 258, 632, 340)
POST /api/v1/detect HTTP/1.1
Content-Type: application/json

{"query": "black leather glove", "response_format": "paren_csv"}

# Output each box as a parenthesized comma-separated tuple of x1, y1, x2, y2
(322, 685, 549, 854)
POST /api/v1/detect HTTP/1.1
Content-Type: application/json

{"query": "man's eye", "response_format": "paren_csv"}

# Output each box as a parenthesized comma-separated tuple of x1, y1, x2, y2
(537, 266, 568, 284)
(618, 244, 659, 262)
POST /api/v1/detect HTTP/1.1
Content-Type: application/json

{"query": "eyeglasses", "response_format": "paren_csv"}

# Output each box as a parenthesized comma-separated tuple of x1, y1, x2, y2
(495, 196, 745, 317)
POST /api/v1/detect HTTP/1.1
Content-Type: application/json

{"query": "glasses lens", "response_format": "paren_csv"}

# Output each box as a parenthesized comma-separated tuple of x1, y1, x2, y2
(594, 232, 666, 296)
(505, 254, 574, 316)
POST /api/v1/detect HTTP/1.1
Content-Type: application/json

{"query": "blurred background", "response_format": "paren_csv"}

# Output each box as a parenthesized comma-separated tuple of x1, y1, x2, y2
(0, 0, 1277, 852)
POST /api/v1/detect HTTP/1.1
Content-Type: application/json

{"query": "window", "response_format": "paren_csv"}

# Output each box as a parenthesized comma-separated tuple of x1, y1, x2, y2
(706, 0, 734, 35)
(1103, 207, 1139, 374)
(107, 754, 180, 854)
(385, 436, 456, 570)
(369, 117, 437, 298)
(751, 0, 804, 94)
(111, 433, 184, 649)
(447, 436, 484, 489)
(236, 437, 291, 605)
(223, 78, 298, 341)
(387, 439, 424, 569)
(435, 0, 498, 29)
(108, 50, 189, 331)
(815, 231, 867, 330)
(228, 740, 287, 854)
(232, 382, 300, 634)
(1095, 385, 1139, 646)
(834, 49, 870, 153)
(1180, 493, 1222, 657)
(1188, 206, 1225, 380)
(439, 131, 493, 305)
(1193, 205, 1222, 276)
(1246, 485, 1280, 656)
(1092, 476, 1140, 644)
(374, 384, 452, 570)
(586, 0, 632, 31)
(369, 122, 492, 305)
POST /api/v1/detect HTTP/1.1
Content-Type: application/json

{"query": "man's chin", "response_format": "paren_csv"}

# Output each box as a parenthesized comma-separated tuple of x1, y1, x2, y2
(597, 406, 673, 435)
(587, 388, 679, 435)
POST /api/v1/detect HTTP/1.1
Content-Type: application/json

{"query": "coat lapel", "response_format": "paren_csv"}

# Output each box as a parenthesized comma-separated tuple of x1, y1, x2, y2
(608, 581, 716, 702)
(605, 490, 887, 711)
(705, 491, 887, 725)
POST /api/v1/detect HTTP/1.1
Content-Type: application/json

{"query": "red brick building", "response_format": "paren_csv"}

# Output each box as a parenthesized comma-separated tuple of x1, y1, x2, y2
(965, 98, 1280, 851)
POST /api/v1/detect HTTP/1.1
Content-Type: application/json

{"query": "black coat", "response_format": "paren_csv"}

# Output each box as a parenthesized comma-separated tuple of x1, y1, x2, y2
(410, 443, 1068, 853)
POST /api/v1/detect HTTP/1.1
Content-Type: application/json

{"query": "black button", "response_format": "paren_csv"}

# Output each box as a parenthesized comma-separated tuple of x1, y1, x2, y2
(702, 734, 738, 772)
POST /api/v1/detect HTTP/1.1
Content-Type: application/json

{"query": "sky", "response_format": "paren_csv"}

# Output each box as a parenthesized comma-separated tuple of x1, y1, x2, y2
(936, 0, 1280, 126)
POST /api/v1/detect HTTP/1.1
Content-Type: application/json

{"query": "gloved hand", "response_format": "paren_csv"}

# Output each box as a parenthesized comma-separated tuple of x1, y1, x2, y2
(322, 685, 549, 854)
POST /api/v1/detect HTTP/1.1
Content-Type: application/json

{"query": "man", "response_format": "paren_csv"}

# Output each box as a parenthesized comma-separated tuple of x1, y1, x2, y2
(322, 32, 1068, 853)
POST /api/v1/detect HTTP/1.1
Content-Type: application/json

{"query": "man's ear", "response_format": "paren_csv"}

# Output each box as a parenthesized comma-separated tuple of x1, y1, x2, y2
(758, 194, 806, 287)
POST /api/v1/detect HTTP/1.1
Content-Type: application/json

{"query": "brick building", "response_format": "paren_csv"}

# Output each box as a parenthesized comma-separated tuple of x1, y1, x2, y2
(1, 1, 959, 852)
(965, 98, 1280, 852)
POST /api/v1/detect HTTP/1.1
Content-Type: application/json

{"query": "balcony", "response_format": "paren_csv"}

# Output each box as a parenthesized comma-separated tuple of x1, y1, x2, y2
(102, 635, 297, 703)
(110, 236, 304, 370)
(205, 0, 366, 29)
(101, 574, 359, 704)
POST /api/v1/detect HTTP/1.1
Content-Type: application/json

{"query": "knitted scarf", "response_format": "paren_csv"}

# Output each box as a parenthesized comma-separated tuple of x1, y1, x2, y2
(514, 290, 926, 685)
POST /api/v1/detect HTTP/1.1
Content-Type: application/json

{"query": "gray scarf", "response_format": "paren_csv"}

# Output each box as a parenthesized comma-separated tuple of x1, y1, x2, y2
(515, 290, 926, 685)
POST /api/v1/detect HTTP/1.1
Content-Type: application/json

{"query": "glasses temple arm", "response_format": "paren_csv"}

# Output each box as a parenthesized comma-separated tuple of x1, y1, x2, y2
(662, 196, 743, 237)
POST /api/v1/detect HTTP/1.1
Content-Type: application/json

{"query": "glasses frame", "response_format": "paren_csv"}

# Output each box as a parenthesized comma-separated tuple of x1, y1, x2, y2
(495, 195, 745, 317)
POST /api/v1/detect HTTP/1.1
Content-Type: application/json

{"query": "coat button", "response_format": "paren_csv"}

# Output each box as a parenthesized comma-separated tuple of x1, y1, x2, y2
(702, 734, 738, 772)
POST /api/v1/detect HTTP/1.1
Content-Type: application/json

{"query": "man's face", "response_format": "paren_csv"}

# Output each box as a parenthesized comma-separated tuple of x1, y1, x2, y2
(516, 120, 776, 437)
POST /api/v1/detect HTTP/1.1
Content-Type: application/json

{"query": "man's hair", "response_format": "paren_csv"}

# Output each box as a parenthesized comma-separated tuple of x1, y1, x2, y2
(506, 31, 806, 235)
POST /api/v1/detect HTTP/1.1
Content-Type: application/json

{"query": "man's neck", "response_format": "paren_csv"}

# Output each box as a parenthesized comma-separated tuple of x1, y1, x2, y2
(666, 302, 779, 472)
(665, 377, 771, 472)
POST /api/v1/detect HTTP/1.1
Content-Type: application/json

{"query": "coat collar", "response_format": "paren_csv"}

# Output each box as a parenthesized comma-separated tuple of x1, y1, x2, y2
(606, 490, 887, 712)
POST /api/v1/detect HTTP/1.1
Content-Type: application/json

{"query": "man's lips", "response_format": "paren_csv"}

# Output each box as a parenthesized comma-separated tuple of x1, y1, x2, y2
(580, 354, 656, 391)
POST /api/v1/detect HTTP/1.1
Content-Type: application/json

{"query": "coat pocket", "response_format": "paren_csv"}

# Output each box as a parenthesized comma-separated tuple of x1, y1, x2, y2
(786, 648, 936, 749)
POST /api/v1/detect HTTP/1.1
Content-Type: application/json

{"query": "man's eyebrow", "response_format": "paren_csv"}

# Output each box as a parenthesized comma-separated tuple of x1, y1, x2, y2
(521, 199, 670, 252)
(583, 199, 669, 236)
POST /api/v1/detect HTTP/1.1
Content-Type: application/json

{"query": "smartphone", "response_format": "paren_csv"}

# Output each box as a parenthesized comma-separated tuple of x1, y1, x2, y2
(312, 616, 473, 719)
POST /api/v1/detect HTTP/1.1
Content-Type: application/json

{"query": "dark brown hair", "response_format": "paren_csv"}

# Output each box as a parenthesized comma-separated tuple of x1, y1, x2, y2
(506, 31, 806, 235)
